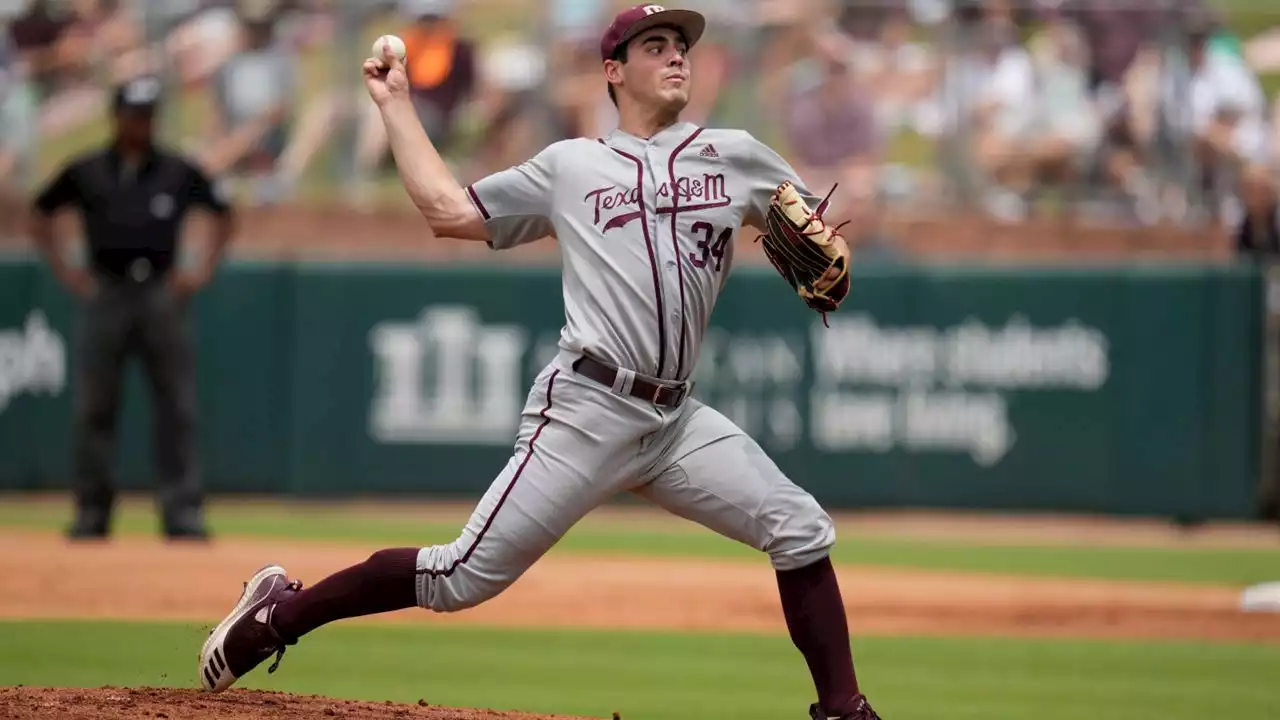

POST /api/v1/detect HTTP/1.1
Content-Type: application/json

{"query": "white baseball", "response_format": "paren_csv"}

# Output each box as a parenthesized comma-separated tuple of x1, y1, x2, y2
(372, 34, 406, 65)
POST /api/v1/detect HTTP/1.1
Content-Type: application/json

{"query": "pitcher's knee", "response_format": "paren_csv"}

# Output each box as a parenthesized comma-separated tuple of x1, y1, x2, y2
(765, 494, 836, 572)
(413, 543, 524, 613)
(419, 576, 508, 613)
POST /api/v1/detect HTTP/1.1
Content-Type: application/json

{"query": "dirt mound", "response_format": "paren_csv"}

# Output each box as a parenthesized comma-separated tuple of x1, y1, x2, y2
(3, 529, 1280, 643)
(0, 687, 599, 720)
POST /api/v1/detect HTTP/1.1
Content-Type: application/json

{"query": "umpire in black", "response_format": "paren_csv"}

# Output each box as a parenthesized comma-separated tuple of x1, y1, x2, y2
(29, 76, 235, 540)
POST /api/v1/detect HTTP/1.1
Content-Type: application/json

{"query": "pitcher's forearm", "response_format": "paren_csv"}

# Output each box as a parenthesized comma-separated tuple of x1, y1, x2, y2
(380, 99, 485, 241)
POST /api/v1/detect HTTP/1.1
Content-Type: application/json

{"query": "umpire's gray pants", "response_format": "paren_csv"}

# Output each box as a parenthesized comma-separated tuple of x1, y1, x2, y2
(72, 278, 202, 529)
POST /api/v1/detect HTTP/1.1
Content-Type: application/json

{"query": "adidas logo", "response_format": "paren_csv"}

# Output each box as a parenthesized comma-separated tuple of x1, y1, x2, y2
(698, 144, 719, 159)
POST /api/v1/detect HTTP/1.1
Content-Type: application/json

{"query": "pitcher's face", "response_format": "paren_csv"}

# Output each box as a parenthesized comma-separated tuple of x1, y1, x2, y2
(606, 27, 691, 114)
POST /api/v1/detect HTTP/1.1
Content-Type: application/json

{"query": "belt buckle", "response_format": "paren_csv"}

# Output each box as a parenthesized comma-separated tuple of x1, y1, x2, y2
(675, 381, 693, 407)
(657, 380, 692, 408)
(649, 382, 665, 405)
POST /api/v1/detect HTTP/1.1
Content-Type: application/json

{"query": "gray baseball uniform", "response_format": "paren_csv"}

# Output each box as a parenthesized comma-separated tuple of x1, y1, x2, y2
(415, 121, 836, 612)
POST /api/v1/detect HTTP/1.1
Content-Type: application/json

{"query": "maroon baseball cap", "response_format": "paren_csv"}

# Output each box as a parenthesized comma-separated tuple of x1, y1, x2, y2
(600, 4, 706, 61)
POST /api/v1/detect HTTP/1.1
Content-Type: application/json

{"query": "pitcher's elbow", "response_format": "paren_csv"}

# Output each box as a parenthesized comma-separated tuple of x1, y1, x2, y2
(422, 205, 488, 243)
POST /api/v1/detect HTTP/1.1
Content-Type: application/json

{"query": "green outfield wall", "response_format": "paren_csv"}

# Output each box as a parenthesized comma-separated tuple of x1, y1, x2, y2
(0, 255, 1264, 519)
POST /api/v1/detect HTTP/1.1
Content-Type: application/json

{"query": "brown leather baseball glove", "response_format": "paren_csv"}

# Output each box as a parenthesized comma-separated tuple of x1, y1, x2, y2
(755, 181, 851, 325)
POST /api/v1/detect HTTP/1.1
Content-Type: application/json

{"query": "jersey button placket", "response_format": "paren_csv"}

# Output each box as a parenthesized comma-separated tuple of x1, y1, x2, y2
(648, 146, 683, 380)
(641, 147, 670, 378)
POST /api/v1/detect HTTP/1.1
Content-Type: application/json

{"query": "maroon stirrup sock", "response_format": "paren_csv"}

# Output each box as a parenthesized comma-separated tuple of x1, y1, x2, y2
(776, 556, 861, 716)
(271, 547, 419, 641)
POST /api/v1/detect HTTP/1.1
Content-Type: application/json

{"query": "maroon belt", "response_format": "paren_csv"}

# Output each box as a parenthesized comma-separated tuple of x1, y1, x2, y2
(571, 354, 690, 408)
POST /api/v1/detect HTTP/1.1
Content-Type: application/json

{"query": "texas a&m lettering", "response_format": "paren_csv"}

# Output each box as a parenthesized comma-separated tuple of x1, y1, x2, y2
(585, 173, 731, 231)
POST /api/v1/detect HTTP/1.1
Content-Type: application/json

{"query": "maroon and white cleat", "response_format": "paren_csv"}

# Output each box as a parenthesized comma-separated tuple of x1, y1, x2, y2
(198, 565, 303, 692)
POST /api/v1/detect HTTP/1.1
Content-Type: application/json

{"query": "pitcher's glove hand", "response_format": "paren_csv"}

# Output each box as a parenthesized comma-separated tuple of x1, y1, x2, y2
(755, 181, 851, 324)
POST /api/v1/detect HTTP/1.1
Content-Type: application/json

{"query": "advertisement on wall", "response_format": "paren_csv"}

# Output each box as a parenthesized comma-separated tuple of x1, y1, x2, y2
(805, 313, 1109, 467)
(0, 258, 1259, 519)
(0, 310, 66, 415)
(367, 303, 1112, 471)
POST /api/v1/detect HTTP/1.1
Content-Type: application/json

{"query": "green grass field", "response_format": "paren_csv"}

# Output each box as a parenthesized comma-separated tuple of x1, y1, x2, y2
(1, 622, 1277, 719)
(1, 497, 1279, 719)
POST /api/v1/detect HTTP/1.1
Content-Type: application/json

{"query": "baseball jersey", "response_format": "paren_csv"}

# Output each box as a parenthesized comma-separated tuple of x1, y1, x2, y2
(465, 121, 823, 382)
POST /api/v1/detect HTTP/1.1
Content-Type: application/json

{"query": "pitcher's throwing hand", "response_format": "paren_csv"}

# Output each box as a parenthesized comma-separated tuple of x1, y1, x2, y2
(362, 38, 409, 107)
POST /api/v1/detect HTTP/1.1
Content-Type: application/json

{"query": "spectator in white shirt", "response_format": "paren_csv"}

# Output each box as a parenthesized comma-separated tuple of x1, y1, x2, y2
(1170, 26, 1268, 167)
(200, 0, 299, 204)
(845, 7, 936, 134)
(985, 18, 1101, 208)
(940, 23, 1035, 219)
(1162, 18, 1272, 224)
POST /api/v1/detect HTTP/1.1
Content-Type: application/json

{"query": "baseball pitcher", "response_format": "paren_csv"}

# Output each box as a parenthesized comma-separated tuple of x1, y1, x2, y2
(199, 5, 875, 719)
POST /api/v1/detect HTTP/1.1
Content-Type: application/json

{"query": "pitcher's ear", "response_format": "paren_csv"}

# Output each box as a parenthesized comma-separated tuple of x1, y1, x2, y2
(603, 59, 623, 83)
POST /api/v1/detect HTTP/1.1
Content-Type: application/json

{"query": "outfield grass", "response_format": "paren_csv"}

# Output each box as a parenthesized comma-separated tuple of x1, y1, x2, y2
(2, 499, 1278, 587)
(0, 621, 1276, 720)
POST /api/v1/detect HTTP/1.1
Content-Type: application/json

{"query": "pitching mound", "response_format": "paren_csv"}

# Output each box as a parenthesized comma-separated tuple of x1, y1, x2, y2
(0, 687, 599, 720)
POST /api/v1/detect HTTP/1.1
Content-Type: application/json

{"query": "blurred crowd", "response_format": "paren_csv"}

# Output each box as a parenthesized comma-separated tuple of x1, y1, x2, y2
(3, 0, 1280, 243)
(774, 0, 1280, 239)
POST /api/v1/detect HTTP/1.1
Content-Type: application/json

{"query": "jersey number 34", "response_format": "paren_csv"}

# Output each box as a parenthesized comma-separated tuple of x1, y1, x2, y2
(689, 221, 732, 272)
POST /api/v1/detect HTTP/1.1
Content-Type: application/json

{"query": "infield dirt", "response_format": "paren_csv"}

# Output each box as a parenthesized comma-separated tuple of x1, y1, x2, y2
(2, 528, 1277, 641)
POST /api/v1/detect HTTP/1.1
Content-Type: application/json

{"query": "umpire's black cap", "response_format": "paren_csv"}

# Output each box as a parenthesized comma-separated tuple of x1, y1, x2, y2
(112, 75, 164, 113)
